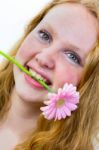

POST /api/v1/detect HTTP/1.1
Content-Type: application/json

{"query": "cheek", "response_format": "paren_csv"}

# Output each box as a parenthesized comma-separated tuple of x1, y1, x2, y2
(54, 66, 82, 88)
(15, 35, 39, 61)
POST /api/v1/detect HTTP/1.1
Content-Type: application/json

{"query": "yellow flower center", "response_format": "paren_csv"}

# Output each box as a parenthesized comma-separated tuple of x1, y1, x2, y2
(56, 99, 65, 107)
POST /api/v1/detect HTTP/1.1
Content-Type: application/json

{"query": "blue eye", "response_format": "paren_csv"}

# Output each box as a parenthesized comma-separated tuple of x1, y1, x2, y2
(38, 29, 52, 43)
(64, 50, 81, 65)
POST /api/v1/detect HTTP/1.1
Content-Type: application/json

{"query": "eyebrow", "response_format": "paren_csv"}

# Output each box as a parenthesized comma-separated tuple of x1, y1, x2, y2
(43, 22, 82, 51)
(43, 22, 57, 37)
(66, 43, 82, 53)
(43, 21, 81, 45)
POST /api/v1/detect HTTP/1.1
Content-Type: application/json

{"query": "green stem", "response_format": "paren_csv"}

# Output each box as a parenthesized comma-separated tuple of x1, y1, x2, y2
(0, 50, 54, 93)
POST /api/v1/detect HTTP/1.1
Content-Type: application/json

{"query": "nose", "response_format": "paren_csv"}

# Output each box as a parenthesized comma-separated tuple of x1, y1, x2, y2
(35, 50, 55, 69)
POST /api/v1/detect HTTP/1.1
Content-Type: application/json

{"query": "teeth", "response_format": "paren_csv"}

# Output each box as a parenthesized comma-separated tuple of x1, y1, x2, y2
(36, 74, 43, 80)
(32, 71, 36, 76)
(29, 68, 47, 82)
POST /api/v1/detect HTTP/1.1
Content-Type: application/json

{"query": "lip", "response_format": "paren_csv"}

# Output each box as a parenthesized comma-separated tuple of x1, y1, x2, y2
(24, 73, 44, 89)
(25, 64, 52, 85)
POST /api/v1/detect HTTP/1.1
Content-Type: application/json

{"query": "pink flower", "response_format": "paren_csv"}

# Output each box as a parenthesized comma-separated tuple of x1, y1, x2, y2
(40, 83, 79, 121)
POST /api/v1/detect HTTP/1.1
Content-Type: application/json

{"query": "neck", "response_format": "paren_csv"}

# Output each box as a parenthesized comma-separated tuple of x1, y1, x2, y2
(3, 87, 42, 138)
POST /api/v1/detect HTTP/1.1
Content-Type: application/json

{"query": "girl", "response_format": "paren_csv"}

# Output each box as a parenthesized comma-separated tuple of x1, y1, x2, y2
(0, 0, 99, 149)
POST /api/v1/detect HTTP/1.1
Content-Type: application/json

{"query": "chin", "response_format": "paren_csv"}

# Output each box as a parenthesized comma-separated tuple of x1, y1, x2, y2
(13, 70, 48, 103)
(14, 82, 48, 104)
(15, 86, 37, 102)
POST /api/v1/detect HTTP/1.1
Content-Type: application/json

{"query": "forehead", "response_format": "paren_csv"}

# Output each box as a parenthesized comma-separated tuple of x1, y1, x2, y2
(40, 3, 98, 52)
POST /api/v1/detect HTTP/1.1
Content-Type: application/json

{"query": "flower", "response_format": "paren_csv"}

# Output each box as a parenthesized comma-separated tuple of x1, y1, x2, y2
(40, 83, 79, 121)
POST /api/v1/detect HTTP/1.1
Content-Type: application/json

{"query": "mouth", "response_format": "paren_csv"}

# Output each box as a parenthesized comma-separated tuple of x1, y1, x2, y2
(24, 64, 52, 86)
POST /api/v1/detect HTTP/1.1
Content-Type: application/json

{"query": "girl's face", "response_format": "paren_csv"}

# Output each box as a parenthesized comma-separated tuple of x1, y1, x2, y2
(13, 3, 98, 103)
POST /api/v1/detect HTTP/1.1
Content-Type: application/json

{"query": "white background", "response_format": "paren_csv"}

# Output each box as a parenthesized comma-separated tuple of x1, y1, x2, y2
(0, 0, 51, 62)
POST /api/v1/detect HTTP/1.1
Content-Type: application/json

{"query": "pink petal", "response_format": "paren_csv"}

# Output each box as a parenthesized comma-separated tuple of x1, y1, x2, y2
(43, 105, 55, 116)
(55, 109, 62, 120)
(59, 107, 67, 119)
(61, 91, 67, 97)
(63, 85, 71, 93)
(63, 106, 71, 118)
(58, 88, 63, 94)
(64, 105, 71, 116)
(47, 108, 56, 120)
(40, 102, 55, 112)
(57, 108, 63, 120)
(66, 102, 78, 111)
(54, 110, 58, 121)
(40, 106, 48, 112)
(48, 93, 57, 100)
(66, 94, 79, 104)
(63, 83, 68, 90)
(41, 103, 55, 114)
(63, 84, 77, 95)
(43, 100, 52, 105)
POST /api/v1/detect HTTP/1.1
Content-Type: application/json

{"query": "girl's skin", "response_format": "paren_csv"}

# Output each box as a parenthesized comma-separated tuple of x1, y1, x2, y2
(0, 3, 98, 149)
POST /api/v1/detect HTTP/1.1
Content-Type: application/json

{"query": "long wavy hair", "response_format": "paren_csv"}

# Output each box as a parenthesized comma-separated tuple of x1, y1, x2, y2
(0, 0, 99, 149)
